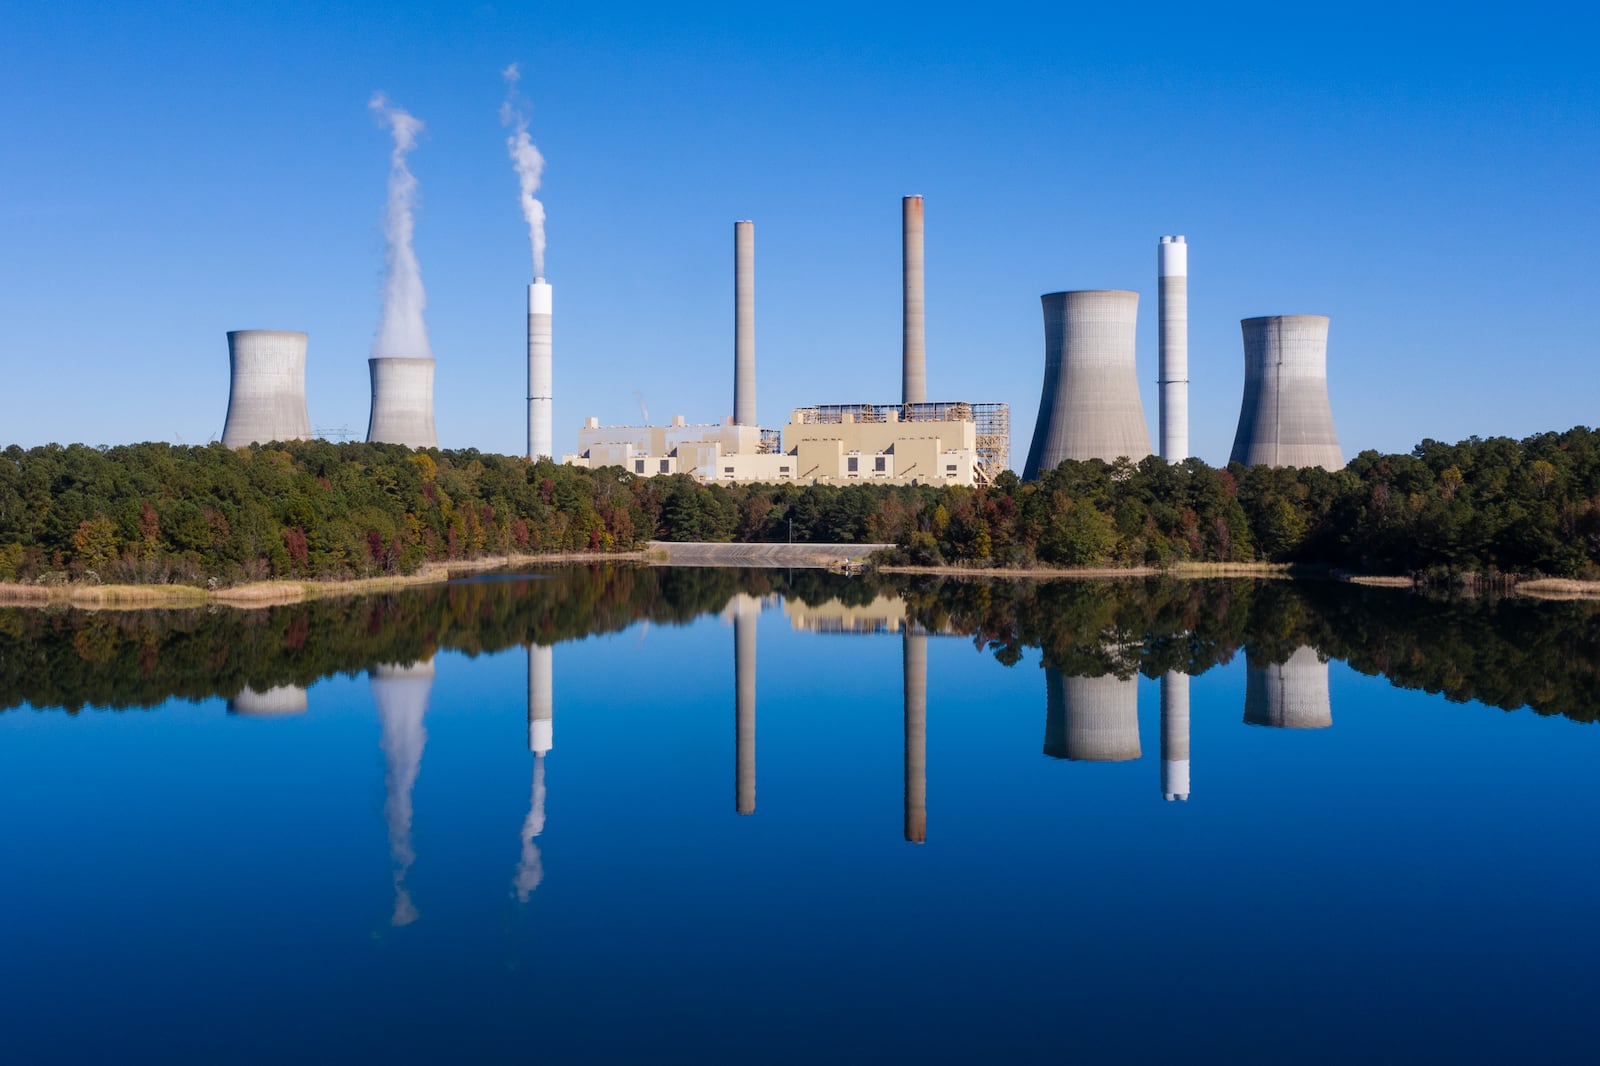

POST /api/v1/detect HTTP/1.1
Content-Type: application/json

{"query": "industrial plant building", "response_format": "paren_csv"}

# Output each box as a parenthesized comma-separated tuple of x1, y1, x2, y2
(564, 199, 1010, 488)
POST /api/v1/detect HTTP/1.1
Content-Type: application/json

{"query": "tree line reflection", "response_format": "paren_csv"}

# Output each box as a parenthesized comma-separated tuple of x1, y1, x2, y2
(5, 566, 1596, 726)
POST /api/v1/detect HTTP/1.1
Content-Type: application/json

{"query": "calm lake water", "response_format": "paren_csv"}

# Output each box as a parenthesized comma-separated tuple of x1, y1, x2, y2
(3, 567, 1598, 1063)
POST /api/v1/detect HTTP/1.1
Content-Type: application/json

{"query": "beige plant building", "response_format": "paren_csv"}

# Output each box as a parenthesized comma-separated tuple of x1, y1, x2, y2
(563, 199, 1009, 488)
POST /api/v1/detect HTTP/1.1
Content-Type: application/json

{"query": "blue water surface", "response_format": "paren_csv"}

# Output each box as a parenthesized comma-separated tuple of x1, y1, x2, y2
(2, 576, 1596, 1064)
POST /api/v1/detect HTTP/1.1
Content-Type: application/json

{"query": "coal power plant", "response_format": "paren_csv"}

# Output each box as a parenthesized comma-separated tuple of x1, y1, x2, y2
(220, 330, 313, 447)
(528, 279, 553, 460)
(1229, 315, 1343, 470)
(367, 357, 439, 448)
(1023, 290, 1153, 477)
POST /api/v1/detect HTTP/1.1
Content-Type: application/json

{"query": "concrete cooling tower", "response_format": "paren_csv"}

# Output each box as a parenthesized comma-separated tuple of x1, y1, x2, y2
(1229, 315, 1343, 470)
(227, 684, 309, 716)
(733, 220, 756, 426)
(367, 357, 438, 449)
(1158, 237, 1189, 462)
(1243, 646, 1333, 729)
(1042, 667, 1142, 762)
(1023, 290, 1153, 478)
(527, 280, 554, 461)
(221, 330, 312, 447)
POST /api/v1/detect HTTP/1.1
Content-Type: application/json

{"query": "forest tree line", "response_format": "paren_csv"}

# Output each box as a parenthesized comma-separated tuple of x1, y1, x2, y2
(2, 426, 1598, 584)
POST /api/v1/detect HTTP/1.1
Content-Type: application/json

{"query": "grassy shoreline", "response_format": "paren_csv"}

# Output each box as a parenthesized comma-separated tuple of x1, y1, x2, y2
(0, 551, 647, 610)
(5, 552, 1598, 609)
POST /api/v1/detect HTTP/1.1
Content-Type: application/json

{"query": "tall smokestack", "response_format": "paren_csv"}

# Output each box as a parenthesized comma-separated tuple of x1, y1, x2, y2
(1158, 236, 1189, 461)
(527, 281, 553, 460)
(733, 221, 756, 426)
(902, 195, 926, 406)
(221, 330, 313, 447)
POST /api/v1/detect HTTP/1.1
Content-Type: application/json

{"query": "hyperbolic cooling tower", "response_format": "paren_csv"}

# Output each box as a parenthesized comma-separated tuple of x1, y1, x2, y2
(1023, 290, 1153, 478)
(1243, 646, 1333, 729)
(902, 195, 926, 405)
(1229, 315, 1343, 470)
(221, 330, 312, 447)
(367, 357, 438, 448)
(227, 684, 309, 716)
(1158, 237, 1189, 461)
(1042, 668, 1142, 762)
(527, 280, 553, 460)
(734, 221, 756, 426)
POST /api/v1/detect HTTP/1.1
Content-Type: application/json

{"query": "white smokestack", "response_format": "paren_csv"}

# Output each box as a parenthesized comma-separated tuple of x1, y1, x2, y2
(368, 94, 431, 361)
(528, 281, 553, 460)
(500, 64, 548, 280)
(1158, 236, 1189, 461)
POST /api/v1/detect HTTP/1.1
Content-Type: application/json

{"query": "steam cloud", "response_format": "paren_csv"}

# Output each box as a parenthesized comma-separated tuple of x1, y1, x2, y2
(500, 64, 548, 279)
(369, 93, 432, 360)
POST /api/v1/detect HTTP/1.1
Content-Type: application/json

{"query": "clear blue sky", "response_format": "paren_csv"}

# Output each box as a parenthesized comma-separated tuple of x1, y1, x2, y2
(4, 1, 1595, 464)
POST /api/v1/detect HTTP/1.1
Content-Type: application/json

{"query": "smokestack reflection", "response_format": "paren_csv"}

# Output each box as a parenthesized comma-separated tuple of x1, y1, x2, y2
(515, 644, 553, 901)
(1161, 671, 1191, 801)
(903, 629, 928, 843)
(734, 595, 758, 815)
(372, 658, 435, 927)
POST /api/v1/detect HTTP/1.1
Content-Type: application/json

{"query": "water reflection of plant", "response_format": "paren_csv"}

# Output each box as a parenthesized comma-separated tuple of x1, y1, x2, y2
(3, 567, 1597, 725)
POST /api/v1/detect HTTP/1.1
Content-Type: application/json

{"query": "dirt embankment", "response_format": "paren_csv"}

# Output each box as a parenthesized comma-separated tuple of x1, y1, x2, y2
(0, 551, 645, 611)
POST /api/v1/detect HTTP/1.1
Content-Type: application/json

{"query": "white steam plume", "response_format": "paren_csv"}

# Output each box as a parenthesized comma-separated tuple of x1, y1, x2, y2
(500, 64, 547, 279)
(369, 93, 432, 360)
